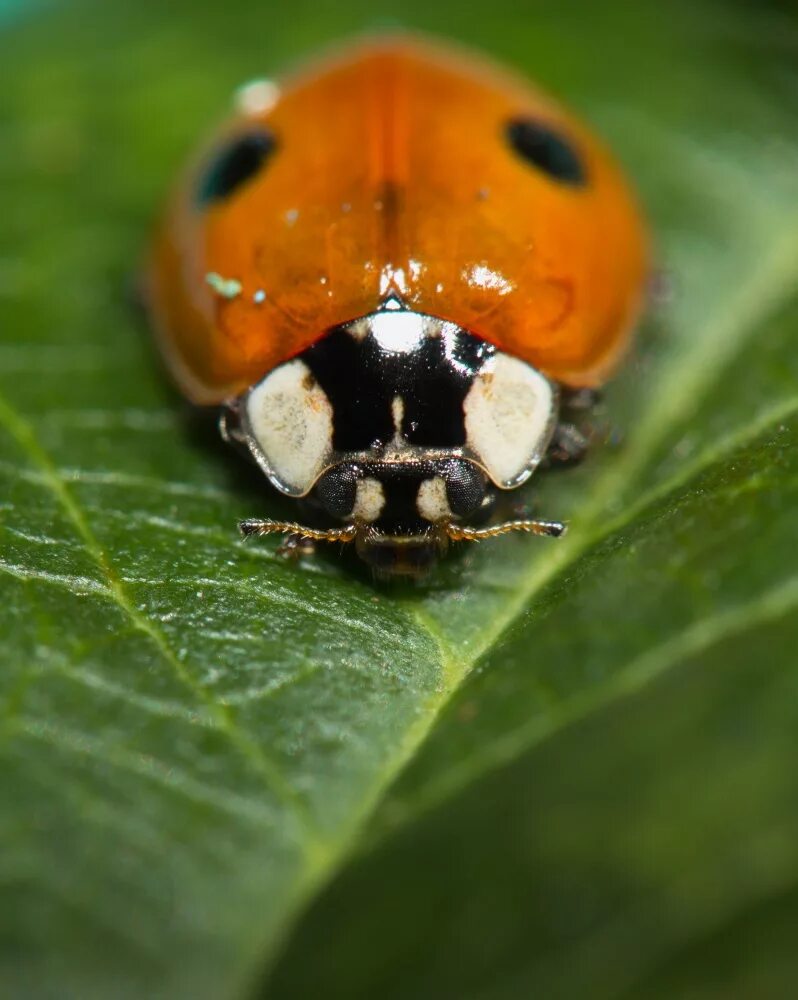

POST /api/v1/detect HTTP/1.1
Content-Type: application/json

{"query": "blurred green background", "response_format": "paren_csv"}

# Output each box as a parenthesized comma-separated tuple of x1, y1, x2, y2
(2, 1, 798, 998)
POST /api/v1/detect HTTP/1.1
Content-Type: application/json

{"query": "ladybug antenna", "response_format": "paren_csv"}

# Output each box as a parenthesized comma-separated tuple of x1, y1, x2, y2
(445, 518, 566, 542)
(239, 518, 357, 544)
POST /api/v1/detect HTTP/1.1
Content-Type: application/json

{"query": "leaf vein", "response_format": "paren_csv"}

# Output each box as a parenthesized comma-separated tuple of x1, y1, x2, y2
(385, 572, 798, 835)
(0, 390, 324, 850)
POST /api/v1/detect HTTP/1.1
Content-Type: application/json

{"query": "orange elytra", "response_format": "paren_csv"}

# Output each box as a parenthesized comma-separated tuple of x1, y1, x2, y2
(146, 36, 648, 577)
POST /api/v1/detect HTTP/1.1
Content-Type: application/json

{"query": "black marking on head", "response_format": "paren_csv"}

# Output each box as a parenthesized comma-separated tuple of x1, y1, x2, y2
(300, 323, 495, 454)
(505, 117, 586, 186)
(316, 458, 491, 537)
(196, 128, 277, 206)
(370, 463, 433, 536)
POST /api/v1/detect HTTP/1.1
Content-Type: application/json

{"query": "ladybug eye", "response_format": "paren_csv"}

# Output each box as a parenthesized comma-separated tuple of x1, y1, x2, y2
(196, 128, 277, 206)
(315, 464, 359, 518)
(505, 117, 586, 186)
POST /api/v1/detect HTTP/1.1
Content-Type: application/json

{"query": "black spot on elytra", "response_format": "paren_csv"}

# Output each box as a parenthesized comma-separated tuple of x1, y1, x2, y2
(505, 117, 587, 186)
(196, 128, 277, 206)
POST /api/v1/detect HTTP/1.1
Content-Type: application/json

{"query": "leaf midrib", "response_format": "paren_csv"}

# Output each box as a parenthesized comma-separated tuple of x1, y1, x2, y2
(387, 543, 798, 841)
(0, 391, 323, 854)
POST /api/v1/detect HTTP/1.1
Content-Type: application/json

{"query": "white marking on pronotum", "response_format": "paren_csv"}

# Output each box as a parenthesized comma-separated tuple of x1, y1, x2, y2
(391, 396, 405, 438)
(285, 209, 299, 226)
(253, 289, 267, 304)
(416, 477, 452, 523)
(234, 78, 280, 116)
(369, 310, 425, 354)
(353, 477, 385, 522)
(244, 360, 333, 496)
(345, 318, 371, 342)
(205, 272, 242, 300)
(463, 352, 557, 489)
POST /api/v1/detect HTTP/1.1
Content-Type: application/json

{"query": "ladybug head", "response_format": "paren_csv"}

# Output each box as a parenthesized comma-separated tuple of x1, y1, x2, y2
(311, 457, 488, 578)
(228, 305, 565, 578)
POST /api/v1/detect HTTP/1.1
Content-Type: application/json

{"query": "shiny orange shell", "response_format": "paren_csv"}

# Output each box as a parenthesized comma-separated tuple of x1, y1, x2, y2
(147, 37, 647, 405)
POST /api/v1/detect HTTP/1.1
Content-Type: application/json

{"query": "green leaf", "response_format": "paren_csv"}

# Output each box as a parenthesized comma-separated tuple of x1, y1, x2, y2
(2, 1, 798, 998)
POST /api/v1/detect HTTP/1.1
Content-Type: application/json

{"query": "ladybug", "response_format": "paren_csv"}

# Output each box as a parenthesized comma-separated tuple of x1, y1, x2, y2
(146, 37, 647, 577)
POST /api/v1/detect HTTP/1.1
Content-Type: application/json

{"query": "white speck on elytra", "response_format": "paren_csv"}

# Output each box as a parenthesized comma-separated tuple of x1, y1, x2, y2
(234, 78, 280, 115)
(205, 272, 242, 300)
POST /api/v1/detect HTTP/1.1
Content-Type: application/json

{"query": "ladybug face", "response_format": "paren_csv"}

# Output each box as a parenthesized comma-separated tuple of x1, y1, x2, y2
(222, 304, 560, 576)
(147, 37, 647, 577)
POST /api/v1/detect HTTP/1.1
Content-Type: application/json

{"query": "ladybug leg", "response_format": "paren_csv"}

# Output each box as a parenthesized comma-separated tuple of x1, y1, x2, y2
(647, 267, 674, 309)
(547, 385, 603, 465)
(499, 492, 548, 524)
(277, 533, 317, 560)
(562, 387, 601, 411)
(548, 422, 590, 465)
